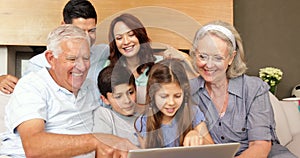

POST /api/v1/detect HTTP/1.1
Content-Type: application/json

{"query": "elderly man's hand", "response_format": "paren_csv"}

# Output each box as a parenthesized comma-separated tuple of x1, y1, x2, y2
(94, 133, 138, 158)
(0, 74, 18, 94)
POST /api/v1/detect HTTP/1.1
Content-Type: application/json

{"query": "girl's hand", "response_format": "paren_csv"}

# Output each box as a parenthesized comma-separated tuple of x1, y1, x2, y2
(183, 130, 204, 146)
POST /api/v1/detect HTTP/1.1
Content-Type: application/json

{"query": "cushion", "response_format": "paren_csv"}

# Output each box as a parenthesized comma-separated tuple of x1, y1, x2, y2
(286, 133, 300, 158)
(269, 92, 293, 146)
(280, 100, 300, 136)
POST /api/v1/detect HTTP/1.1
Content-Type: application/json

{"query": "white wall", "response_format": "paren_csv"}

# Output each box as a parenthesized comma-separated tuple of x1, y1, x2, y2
(0, 46, 8, 75)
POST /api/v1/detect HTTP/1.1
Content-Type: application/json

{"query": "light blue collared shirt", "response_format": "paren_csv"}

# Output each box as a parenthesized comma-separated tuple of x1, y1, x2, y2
(0, 68, 99, 157)
(24, 44, 109, 105)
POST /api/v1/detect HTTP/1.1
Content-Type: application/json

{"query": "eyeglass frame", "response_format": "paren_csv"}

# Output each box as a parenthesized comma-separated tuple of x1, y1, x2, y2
(194, 50, 231, 63)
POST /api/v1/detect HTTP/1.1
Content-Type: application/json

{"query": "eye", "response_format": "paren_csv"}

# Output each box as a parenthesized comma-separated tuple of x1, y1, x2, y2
(88, 28, 96, 33)
(214, 56, 225, 62)
(159, 94, 168, 99)
(128, 31, 135, 37)
(113, 93, 122, 99)
(199, 53, 208, 60)
(128, 88, 135, 95)
(115, 35, 122, 41)
(83, 56, 90, 61)
(66, 56, 76, 62)
(174, 93, 182, 98)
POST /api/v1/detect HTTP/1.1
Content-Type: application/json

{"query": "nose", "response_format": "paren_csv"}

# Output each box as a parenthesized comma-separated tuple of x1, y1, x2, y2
(75, 58, 88, 71)
(123, 93, 132, 104)
(167, 96, 175, 106)
(123, 35, 130, 45)
(205, 57, 214, 67)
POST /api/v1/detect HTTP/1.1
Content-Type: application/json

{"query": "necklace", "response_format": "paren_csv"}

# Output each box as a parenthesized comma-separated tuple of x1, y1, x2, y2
(206, 83, 229, 118)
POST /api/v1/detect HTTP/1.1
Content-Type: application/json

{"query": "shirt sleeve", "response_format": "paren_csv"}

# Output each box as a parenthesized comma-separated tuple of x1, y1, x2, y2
(247, 81, 274, 141)
(92, 107, 113, 134)
(6, 75, 47, 133)
(191, 105, 205, 128)
(134, 114, 147, 138)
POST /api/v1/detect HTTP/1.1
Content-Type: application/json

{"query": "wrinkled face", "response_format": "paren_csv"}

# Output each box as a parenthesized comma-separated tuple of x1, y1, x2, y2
(113, 21, 140, 58)
(154, 82, 183, 123)
(107, 83, 136, 116)
(195, 34, 234, 84)
(49, 38, 90, 95)
(72, 18, 96, 46)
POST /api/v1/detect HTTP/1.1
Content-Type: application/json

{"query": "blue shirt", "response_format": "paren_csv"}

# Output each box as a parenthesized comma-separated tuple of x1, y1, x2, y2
(135, 105, 205, 147)
(0, 68, 99, 157)
(189, 74, 278, 155)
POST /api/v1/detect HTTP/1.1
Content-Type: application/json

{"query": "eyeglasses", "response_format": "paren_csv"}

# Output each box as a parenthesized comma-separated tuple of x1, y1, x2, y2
(195, 52, 228, 63)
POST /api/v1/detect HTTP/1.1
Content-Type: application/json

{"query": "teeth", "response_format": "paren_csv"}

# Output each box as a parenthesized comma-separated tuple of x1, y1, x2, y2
(72, 72, 83, 77)
(124, 46, 133, 50)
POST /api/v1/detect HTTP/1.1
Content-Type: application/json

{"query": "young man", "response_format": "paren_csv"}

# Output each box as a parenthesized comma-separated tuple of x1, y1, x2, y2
(93, 65, 144, 146)
(0, 0, 109, 97)
(0, 24, 136, 158)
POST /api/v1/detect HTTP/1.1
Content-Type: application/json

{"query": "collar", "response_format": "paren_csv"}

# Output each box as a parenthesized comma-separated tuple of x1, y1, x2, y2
(190, 75, 244, 99)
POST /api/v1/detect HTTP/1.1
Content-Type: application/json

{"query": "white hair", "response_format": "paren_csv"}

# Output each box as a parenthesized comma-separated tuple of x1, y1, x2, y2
(46, 24, 90, 57)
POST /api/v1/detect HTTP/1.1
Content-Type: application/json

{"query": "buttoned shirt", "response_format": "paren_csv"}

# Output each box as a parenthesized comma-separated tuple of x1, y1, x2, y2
(25, 44, 109, 105)
(189, 74, 278, 155)
(0, 68, 99, 157)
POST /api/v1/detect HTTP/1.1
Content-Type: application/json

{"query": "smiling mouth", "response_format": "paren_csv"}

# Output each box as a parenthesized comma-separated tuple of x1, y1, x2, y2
(165, 108, 175, 113)
(123, 45, 134, 52)
(72, 72, 83, 77)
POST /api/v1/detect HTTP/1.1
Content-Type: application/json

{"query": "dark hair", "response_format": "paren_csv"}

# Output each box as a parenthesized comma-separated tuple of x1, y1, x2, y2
(63, 0, 97, 24)
(97, 65, 136, 98)
(108, 13, 155, 75)
(136, 59, 193, 148)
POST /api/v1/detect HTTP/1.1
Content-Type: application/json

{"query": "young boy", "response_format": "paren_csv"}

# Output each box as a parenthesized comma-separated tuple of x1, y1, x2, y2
(93, 65, 143, 146)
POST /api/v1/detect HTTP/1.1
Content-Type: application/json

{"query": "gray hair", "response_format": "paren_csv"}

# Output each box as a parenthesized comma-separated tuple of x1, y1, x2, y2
(190, 20, 247, 78)
(47, 24, 90, 57)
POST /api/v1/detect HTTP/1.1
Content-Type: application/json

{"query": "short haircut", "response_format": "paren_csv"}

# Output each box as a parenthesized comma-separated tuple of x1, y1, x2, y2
(97, 65, 136, 98)
(47, 24, 89, 57)
(63, 0, 97, 24)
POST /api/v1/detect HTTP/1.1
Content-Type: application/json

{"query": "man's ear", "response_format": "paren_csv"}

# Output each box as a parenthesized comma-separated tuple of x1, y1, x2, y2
(100, 95, 111, 105)
(61, 20, 65, 25)
(45, 50, 55, 67)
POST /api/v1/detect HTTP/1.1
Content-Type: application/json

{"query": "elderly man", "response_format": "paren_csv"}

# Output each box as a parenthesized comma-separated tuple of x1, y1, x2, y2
(0, 24, 136, 158)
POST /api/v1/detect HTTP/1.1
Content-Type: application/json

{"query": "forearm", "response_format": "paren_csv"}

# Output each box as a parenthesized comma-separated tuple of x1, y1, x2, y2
(195, 122, 214, 144)
(22, 132, 97, 158)
(235, 141, 271, 158)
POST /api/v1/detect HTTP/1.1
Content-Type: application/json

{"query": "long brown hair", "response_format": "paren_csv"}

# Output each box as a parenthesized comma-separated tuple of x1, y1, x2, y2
(136, 59, 194, 148)
(108, 13, 155, 74)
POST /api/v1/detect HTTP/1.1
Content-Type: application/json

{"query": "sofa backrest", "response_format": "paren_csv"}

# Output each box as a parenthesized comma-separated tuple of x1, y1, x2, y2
(269, 92, 293, 146)
(279, 100, 300, 136)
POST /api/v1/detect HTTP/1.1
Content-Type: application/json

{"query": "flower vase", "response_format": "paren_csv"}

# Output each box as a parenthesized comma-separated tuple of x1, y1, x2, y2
(270, 85, 277, 95)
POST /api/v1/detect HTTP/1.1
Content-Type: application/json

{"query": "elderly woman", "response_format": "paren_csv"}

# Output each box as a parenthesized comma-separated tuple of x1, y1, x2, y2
(189, 20, 296, 158)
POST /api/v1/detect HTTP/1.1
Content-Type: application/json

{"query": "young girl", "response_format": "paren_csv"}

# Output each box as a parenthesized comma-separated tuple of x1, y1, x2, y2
(135, 59, 214, 148)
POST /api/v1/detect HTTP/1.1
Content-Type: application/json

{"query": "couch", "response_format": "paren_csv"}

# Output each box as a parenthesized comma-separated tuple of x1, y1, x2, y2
(0, 92, 299, 157)
(269, 92, 300, 157)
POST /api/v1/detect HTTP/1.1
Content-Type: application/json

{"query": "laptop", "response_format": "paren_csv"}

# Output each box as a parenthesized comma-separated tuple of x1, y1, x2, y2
(128, 143, 240, 158)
